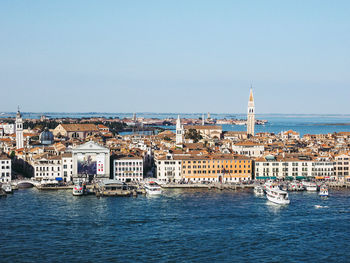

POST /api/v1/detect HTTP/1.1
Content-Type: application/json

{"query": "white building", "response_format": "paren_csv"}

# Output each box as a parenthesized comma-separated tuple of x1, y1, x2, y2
(113, 156, 143, 182)
(15, 109, 24, 149)
(281, 130, 300, 141)
(333, 153, 350, 182)
(0, 154, 11, 183)
(71, 141, 110, 182)
(62, 153, 73, 183)
(255, 155, 313, 179)
(155, 154, 182, 183)
(247, 88, 255, 137)
(33, 155, 62, 184)
(255, 155, 334, 179)
(0, 123, 15, 135)
(312, 157, 334, 179)
(232, 141, 264, 157)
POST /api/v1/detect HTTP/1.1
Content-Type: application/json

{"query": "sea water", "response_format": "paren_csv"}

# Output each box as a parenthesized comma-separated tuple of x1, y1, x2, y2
(1, 188, 350, 262)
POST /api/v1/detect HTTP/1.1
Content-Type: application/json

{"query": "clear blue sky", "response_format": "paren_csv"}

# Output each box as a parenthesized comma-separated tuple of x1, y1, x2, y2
(0, 0, 349, 114)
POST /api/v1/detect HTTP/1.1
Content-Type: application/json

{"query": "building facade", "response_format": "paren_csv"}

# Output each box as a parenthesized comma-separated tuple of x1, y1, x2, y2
(113, 156, 143, 182)
(255, 155, 334, 179)
(181, 154, 252, 183)
(71, 141, 110, 182)
(334, 153, 350, 182)
(232, 141, 264, 157)
(156, 154, 182, 183)
(0, 154, 11, 183)
(62, 153, 73, 182)
(33, 155, 62, 184)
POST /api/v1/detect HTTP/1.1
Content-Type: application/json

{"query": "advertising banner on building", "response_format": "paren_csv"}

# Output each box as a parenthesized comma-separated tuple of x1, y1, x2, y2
(96, 155, 105, 175)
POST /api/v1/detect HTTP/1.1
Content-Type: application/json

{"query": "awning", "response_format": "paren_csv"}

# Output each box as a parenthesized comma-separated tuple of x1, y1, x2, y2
(55, 177, 63, 181)
(296, 176, 306, 180)
(255, 176, 277, 180)
(315, 176, 325, 180)
(285, 176, 294, 181)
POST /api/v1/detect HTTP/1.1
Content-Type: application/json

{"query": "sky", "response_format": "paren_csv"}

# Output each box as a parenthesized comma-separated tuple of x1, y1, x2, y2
(0, 0, 349, 114)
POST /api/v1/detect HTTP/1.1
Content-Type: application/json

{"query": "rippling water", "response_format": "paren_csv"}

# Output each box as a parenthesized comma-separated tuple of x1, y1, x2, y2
(1, 189, 350, 262)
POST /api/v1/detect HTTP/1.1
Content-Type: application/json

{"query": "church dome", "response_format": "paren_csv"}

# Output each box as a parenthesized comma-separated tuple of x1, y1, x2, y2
(40, 127, 54, 145)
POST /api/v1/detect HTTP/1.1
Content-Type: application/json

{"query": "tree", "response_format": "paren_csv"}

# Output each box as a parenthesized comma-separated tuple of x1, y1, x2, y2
(185, 129, 203, 143)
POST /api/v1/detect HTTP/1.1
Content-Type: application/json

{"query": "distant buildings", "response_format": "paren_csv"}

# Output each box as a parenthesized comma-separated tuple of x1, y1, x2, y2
(232, 141, 264, 157)
(281, 130, 300, 141)
(183, 125, 222, 140)
(53, 124, 99, 140)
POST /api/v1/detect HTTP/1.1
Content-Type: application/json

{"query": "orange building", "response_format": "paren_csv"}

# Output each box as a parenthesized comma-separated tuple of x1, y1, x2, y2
(181, 154, 252, 183)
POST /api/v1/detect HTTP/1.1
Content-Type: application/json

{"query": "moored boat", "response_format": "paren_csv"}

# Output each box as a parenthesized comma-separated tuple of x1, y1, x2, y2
(1, 183, 13, 194)
(303, 181, 317, 191)
(144, 181, 162, 195)
(72, 183, 84, 196)
(266, 188, 290, 205)
(319, 185, 329, 197)
(254, 185, 264, 196)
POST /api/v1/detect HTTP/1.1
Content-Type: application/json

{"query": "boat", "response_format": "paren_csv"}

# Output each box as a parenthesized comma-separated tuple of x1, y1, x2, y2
(303, 181, 317, 191)
(319, 185, 329, 197)
(144, 181, 162, 195)
(266, 188, 290, 205)
(264, 180, 279, 192)
(1, 183, 13, 194)
(254, 185, 264, 196)
(72, 183, 84, 196)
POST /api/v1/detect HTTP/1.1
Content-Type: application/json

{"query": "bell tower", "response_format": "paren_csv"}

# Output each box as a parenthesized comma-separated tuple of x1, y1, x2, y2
(247, 88, 255, 137)
(16, 107, 24, 149)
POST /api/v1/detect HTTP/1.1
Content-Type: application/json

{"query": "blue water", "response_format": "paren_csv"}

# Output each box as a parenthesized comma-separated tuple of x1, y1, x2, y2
(1, 188, 350, 262)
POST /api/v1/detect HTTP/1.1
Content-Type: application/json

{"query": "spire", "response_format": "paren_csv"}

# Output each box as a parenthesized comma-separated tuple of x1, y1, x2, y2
(176, 115, 181, 128)
(249, 86, 254, 102)
(16, 106, 22, 118)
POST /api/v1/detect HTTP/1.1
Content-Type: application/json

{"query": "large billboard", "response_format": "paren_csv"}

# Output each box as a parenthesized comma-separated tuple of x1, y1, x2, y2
(77, 154, 96, 175)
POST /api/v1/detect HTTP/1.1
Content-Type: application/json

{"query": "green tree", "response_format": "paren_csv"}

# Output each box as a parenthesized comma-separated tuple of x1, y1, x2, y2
(185, 129, 203, 143)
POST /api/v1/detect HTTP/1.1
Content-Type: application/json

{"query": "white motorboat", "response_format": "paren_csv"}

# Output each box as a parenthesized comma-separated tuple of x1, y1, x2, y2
(266, 188, 290, 205)
(319, 185, 329, 197)
(72, 183, 84, 196)
(303, 181, 317, 191)
(254, 185, 264, 196)
(1, 183, 13, 194)
(144, 181, 162, 195)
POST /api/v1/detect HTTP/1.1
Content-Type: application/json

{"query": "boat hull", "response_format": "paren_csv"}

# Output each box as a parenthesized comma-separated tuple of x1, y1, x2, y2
(306, 186, 317, 191)
(146, 189, 162, 195)
(266, 194, 290, 204)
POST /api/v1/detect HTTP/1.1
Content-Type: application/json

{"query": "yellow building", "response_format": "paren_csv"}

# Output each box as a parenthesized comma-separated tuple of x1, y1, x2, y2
(181, 154, 252, 183)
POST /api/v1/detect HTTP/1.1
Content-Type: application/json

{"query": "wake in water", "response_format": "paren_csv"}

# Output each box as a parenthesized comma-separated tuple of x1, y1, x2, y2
(314, 205, 329, 209)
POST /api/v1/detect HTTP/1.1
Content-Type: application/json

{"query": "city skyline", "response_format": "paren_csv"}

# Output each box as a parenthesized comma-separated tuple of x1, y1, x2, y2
(1, 1, 350, 113)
